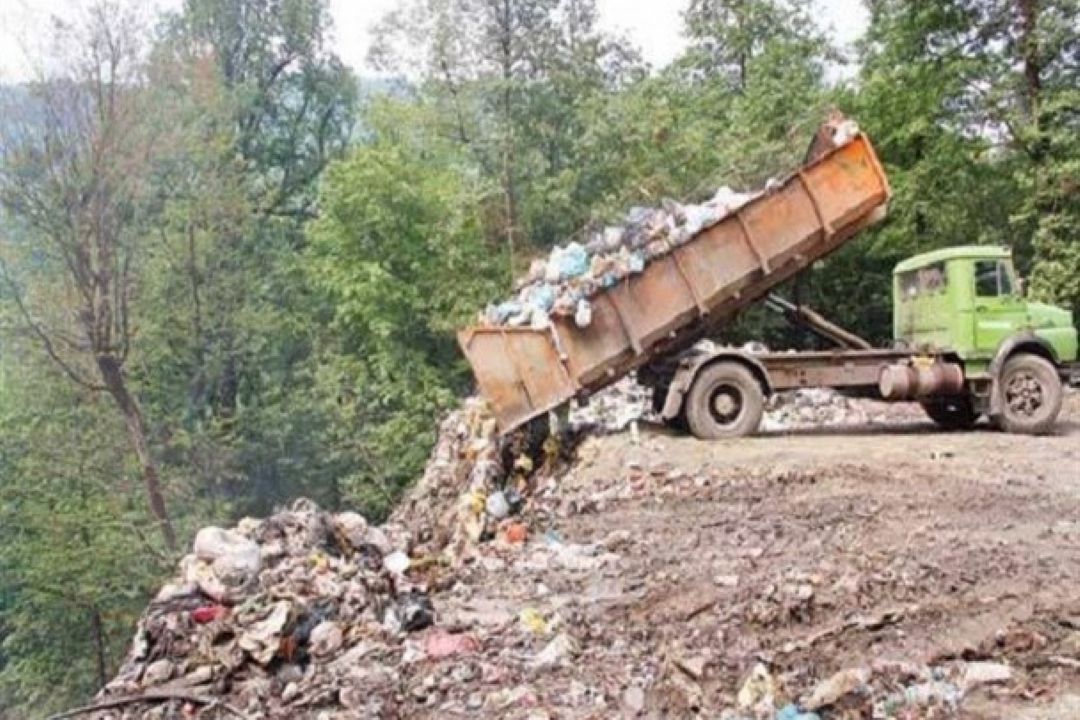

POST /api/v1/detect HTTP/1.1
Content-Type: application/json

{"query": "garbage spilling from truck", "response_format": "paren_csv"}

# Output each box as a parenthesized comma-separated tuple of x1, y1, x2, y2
(480, 120, 860, 331)
(458, 114, 892, 437)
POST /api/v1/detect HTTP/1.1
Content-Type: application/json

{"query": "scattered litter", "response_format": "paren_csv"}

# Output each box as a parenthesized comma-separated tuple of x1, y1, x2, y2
(959, 661, 1012, 691)
(803, 666, 871, 710)
(531, 633, 579, 669)
(519, 607, 549, 636)
(383, 549, 411, 575)
(738, 663, 779, 712)
(775, 704, 821, 720)
(486, 491, 511, 520)
(504, 522, 528, 544)
(424, 629, 480, 659)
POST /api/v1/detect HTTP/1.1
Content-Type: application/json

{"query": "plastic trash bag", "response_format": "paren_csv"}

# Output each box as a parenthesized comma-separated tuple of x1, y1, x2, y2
(489, 301, 522, 325)
(523, 283, 556, 313)
(550, 242, 588, 280)
(603, 226, 624, 251)
(683, 203, 724, 236)
(574, 299, 593, 328)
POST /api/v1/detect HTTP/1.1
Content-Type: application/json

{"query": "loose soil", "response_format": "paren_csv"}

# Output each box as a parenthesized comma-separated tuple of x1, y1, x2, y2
(429, 391, 1080, 718)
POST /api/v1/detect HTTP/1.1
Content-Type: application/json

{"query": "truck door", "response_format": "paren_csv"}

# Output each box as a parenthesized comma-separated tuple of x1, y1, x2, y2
(973, 259, 1026, 353)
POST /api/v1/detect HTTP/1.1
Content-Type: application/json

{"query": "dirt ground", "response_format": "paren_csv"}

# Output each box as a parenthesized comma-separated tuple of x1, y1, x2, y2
(84, 391, 1080, 720)
(426, 391, 1080, 719)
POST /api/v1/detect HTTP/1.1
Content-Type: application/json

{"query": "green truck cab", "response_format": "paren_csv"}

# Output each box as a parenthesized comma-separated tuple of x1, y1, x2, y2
(893, 246, 1078, 433)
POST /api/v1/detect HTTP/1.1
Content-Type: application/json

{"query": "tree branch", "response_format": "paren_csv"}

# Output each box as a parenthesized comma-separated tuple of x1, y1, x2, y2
(0, 260, 106, 391)
(46, 691, 249, 720)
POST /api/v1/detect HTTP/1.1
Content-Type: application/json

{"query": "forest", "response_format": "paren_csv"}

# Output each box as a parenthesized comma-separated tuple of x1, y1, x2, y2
(0, 0, 1075, 713)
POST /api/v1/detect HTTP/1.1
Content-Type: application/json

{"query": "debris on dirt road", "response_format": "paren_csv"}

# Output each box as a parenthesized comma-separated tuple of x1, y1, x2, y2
(85, 390, 1080, 718)
(569, 374, 926, 435)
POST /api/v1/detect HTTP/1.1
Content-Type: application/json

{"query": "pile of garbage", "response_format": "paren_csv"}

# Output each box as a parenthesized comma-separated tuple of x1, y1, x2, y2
(387, 395, 566, 566)
(91, 500, 430, 719)
(81, 406, 569, 720)
(87, 398, 550, 719)
(568, 374, 653, 434)
(481, 117, 861, 331)
(761, 387, 924, 432)
(564, 374, 921, 436)
(389, 397, 506, 562)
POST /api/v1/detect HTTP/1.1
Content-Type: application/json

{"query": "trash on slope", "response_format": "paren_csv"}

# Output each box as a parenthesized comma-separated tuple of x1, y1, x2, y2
(90, 499, 431, 718)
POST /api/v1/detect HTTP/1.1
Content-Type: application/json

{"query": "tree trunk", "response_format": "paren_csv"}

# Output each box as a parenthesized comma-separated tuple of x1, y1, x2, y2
(499, 0, 518, 284)
(89, 606, 108, 690)
(503, 143, 518, 283)
(96, 355, 177, 551)
(1017, 0, 1041, 128)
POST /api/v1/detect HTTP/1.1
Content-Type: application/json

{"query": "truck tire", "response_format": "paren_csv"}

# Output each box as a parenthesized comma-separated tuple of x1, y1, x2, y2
(994, 354, 1063, 435)
(920, 396, 977, 430)
(684, 362, 764, 439)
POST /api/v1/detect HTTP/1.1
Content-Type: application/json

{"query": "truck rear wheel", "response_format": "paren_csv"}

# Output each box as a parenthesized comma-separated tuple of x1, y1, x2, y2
(920, 396, 977, 430)
(995, 354, 1063, 435)
(685, 362, 764, 439)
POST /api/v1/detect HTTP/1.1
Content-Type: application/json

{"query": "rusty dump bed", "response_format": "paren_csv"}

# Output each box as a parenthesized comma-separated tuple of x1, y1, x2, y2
(459, 134, 892, 432)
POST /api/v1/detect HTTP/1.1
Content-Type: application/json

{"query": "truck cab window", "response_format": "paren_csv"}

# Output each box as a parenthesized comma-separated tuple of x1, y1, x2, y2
(900, 271, 918, 299)
(998, 262, 1014, 296)
(975, 260, 1015, 297)
(899, 262, 947, 300)
(920, 264, 946, 293)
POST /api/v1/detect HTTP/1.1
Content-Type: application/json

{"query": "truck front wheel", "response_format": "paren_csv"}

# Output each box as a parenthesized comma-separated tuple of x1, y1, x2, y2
(685, 362, 764, 439)
(995, 354, 1063, 435)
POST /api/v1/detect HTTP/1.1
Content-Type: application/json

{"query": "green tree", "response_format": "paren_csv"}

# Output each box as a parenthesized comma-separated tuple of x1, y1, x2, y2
(371, 0, 642, 272)
(0, 349, 168, 715)
(305, 98, 504, 516)
(833, 0, 1080, 340)
(135, 0, 359, 515)
(0, 4, 180, 550)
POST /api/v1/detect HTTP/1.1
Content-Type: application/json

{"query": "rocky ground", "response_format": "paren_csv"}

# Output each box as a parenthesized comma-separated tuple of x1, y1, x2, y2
(85, 389, 1080, 720)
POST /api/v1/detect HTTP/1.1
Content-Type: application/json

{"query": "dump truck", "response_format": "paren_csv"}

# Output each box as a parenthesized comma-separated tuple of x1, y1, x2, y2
(458, 125, 1079, 438)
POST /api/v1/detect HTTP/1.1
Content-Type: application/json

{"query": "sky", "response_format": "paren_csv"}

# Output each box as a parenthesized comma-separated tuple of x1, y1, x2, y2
(1, 0, 869, 81)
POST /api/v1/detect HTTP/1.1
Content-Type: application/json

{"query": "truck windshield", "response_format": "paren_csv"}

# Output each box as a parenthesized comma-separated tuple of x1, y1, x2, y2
(899, 262, 947, 300)
(975, 260, 1015, 297)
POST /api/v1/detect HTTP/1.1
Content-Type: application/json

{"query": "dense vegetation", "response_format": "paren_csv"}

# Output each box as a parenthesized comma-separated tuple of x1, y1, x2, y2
(0, 0, 1075, 713)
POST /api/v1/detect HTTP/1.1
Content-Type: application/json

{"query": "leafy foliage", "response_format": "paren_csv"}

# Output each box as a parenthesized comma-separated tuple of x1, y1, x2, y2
(306, 98, 504, 516)
(0, 357, 171, 714)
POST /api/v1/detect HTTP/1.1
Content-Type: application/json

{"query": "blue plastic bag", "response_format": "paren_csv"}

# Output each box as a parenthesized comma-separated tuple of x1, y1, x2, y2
(524, 284, 556, 312)
(555, 242, 589, 280)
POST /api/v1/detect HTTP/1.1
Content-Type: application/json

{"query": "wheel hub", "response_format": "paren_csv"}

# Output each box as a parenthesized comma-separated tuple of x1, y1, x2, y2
(710, 387, 743, 424)
(1006, 371, 1044, 417)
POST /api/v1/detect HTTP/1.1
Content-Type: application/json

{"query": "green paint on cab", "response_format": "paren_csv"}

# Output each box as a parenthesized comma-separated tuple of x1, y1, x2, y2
(893, 246, 1078, 373)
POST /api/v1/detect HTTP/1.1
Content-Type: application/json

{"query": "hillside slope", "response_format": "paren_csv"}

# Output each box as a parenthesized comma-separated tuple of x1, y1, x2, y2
(84, 391, 1080, 719)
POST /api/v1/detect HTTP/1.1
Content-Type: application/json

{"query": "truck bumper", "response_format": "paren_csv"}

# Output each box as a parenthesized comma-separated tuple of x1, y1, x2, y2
(1066, 363, 1080, 388)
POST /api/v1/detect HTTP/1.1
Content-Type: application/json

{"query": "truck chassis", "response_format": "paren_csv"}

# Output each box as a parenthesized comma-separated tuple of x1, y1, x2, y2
(637, 294, 1072, 439)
